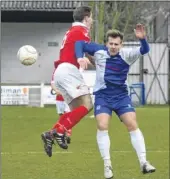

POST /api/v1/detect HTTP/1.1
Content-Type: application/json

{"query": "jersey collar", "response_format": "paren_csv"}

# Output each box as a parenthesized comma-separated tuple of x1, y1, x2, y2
(72, 22, 87, 28)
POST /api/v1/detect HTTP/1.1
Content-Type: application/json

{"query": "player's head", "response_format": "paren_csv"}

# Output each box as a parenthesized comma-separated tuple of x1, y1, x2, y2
(106, 29, 124, 56)
(73, 6, 93, 30)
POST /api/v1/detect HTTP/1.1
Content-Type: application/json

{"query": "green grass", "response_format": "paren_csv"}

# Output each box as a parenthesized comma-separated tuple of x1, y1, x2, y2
(1, 106, 169, 179)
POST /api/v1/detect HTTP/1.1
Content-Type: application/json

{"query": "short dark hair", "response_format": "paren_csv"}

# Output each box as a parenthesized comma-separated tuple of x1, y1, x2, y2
(73, 6, 92, 22)
(106, 29, 124, 42)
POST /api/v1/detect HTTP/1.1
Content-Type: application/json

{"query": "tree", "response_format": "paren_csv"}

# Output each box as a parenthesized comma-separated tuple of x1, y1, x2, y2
(88, 1, 170, 43)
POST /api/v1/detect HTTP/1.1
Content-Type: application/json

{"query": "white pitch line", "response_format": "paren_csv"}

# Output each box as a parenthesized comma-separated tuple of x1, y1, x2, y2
(1, 150, 169, 155)
(112, 150, 169, 153)
(1, 151, 73, 155)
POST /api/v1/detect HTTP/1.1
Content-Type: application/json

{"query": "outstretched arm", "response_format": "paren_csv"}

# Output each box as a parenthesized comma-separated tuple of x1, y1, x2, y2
(75, 41, 101, 69)
(134, 24, 149, 54)
(75, 41, 99, 58)
(124, 24, 150, 65)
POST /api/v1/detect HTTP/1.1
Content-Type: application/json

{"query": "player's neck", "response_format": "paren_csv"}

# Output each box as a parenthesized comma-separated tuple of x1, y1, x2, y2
(81, 20, 90, 30)
(72, 21, 89, 30)
(108, 50, 119, 56)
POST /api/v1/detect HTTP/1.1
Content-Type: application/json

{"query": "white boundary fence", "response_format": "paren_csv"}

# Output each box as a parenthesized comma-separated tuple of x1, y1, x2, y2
(124, 42, 169, 104)
(1, 84, 93, 107)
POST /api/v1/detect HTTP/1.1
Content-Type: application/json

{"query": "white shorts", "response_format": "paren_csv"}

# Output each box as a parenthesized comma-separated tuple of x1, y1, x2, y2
(56, 101, 70, 114)
(54, 63, 90, 104)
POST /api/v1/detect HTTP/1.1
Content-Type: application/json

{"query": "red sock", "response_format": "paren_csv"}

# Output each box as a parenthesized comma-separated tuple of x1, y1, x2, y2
(52, 106, 88, 134)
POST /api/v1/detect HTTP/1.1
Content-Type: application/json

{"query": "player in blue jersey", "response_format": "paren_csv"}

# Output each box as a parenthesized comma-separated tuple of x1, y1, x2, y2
(75, 24, 156, 179)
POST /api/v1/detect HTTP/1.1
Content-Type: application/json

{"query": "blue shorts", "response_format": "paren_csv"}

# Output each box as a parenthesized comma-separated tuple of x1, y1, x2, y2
(94, 94, 135, 117)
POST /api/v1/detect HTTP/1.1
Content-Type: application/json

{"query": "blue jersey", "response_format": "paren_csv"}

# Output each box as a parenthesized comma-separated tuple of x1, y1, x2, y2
(75, 39, 149, 97)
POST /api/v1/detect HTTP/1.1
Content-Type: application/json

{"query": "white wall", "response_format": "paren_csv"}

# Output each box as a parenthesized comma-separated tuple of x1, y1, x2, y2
(1, 23, 70, 83)
(143, 43, 169, 104)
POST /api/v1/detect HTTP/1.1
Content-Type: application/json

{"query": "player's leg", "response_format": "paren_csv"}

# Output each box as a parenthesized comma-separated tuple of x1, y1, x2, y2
(56, 101, 72, 143)
(95, 95, 113, 179)
(51, 63, 93, 149)
(116, 96, 156, 174)
(64, 102, 72, 144)
(41, 100, 65, 157)
(68, 93, 92, 111)
(51, 94, 92, 149)
(52, 94, 93, 147)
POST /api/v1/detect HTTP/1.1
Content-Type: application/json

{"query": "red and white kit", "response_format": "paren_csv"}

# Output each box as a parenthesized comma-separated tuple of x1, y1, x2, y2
(53, 22, 91, 104)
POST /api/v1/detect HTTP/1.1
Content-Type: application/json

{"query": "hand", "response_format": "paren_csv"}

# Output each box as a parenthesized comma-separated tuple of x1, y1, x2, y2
(77, 57, 90, 70)
(134, 24, 146, 39)
(85, 53, 95, 66)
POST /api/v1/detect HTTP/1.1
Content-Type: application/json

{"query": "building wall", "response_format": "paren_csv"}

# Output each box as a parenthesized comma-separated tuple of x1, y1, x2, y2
(1, 23, 70, 83)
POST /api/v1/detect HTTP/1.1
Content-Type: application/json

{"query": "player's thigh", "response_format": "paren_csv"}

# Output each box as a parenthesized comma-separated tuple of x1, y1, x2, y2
(56, 101, 65, 115)
(115, 95, 138, 131)
(96, 113, 111, 130)
(114, 95, 135, 117)
(94, 95, 112, 116)
(120, 112, 138, 131)
(54, 63, 90, 105)
(69, 94, 93, 111)
(94, 95, 112, 130)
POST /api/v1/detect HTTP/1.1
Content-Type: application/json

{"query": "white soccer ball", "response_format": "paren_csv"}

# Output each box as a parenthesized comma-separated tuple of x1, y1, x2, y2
(17, 45, 38, 66)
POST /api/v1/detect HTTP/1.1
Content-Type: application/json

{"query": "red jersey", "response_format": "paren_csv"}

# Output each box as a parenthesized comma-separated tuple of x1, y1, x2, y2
(58, 22, 90, 68)
(51, 61, 64, 101)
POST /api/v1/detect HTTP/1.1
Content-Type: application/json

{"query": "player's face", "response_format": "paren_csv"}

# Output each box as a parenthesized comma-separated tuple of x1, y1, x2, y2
(85, 13, 93, 30)
(106, 37, 122, 56)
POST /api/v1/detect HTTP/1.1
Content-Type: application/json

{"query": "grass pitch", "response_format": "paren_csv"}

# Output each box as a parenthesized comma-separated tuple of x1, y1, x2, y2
(1, 106, 169, 179)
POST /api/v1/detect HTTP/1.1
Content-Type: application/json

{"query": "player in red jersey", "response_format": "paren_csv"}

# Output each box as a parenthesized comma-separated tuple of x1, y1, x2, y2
(41, 7, 93, 156)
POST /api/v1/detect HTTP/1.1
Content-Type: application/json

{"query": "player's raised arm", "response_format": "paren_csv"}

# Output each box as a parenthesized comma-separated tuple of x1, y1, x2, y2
(124, 24, 150, 65)
(135, 24, 149, 55)
(139, 38, 149, 55)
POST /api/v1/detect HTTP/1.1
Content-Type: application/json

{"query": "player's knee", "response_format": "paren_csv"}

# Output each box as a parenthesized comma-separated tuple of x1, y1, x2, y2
(96, 113, 110, 130)
(97, 120, 109, 130)
(121, 112, 138, 132)
(97, 124, 108, 131)
(126, 121, 138, 132)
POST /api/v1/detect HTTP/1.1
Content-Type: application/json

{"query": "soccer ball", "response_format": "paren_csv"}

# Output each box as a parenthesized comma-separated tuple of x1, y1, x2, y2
(17, 45, 38, 66)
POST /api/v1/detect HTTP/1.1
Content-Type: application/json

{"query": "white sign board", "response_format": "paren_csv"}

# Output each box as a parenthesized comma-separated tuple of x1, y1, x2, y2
(1, 86, 29, 105)
(42, 86, 56, 104)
